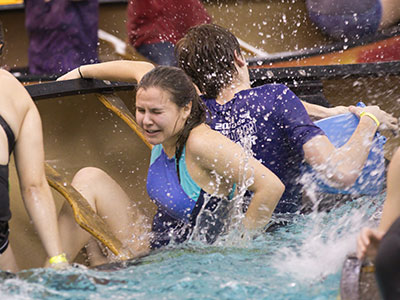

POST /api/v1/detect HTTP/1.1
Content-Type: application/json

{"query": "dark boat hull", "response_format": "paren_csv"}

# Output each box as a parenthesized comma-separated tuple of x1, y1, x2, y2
(248, 24, 400, 68)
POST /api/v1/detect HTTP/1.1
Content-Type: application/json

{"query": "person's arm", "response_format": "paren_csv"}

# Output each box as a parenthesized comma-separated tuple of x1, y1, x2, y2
(10, 78, 67, 268)
(304, 105, 397, 188)
(357, 147, 400, 259)
(378, 147, 400, 232)
(57, 60, 155, 83)
(189, 126, 285, 230)
(301, 101, 349, 120)
(301, 101, 399, 129)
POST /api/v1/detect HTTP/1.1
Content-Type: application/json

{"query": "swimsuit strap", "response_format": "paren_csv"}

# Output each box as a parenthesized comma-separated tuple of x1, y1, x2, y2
(0, 115, 15, 155)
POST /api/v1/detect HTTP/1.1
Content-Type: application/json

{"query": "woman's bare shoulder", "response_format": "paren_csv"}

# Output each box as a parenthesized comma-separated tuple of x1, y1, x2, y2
(186, 124, 240, 158)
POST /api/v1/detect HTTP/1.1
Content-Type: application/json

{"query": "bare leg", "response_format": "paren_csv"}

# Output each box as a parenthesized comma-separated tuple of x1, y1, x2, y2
(58, 167, 152, 263)
(85, 238, 109, 266)
(0, 245, 18, 272)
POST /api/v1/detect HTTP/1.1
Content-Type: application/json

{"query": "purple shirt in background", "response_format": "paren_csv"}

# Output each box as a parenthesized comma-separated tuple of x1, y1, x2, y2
(25, 0, 99, 75)
(203, 84, 325, 214)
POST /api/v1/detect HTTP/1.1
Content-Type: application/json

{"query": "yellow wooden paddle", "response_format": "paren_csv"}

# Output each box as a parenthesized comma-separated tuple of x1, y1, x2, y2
(96, 93, 152, 149)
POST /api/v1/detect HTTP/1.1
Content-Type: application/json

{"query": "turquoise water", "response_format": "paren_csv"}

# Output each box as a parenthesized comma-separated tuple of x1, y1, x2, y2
(0, 195, 383, 300)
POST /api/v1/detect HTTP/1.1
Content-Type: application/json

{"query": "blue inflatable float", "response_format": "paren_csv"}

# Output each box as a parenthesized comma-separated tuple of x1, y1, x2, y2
(304, 109, 386, 196)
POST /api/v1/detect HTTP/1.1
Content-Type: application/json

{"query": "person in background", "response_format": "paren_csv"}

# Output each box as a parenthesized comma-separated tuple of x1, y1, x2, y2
(24, 0, 99, 75)
(126, 0, 211, 66)
(0, 69, 67, 271)
(56, 61, 284, 265)
(306, 0, 400, 40)
(175, 24, 398, 214)
(357, 147, 400, 299)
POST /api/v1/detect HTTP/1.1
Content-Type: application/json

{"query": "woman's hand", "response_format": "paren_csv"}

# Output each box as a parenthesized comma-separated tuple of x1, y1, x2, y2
(349, 105, 399, 132)
(57, 68, 82, 81)
(356, 227, 385, 260)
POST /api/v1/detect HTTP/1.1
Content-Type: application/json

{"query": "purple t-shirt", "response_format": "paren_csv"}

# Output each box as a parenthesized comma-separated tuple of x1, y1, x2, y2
(203, 84, 325, 213)
(25, 0, 99, 75)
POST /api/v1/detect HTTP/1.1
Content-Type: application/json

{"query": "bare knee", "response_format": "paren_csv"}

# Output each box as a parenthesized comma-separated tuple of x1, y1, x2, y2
(71, 167, 111, 209)
(72, 167, 110, 188)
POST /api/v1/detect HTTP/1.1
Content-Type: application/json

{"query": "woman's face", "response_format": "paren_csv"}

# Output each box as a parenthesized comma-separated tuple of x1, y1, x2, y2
(135, 86, 191, 146)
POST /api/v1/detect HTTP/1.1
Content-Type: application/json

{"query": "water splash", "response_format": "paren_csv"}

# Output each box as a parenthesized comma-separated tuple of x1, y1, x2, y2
(271, 194, 384, 282)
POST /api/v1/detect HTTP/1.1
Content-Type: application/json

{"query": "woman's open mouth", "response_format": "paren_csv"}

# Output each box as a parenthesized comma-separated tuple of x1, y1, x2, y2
(144, 129, 160, 137)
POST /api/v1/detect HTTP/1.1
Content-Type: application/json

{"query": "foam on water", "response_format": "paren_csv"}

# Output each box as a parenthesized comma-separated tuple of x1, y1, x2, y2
(271, 198, 376, 282)
(0, 192, 384, 300)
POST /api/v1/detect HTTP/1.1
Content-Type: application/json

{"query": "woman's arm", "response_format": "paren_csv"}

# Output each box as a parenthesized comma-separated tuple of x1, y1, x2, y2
(301, 101, 349, 120)
(301, 101, 399, 126)
(378, 147, 400, 232)
(357, 147, 400, 259)
(57, 60, 155, 83)
(10, 80, 67, 267)
(241, 155, 285, 230)
(188, 125, 285, 230)
(304, 105, 397, 188)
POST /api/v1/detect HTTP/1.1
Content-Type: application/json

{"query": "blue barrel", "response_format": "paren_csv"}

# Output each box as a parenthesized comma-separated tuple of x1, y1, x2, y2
(303, 112, 386, 195)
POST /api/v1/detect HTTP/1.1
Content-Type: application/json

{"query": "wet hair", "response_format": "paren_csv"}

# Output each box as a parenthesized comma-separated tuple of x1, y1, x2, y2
(176, 23, 241, 99)
(137, 66, 207, 160)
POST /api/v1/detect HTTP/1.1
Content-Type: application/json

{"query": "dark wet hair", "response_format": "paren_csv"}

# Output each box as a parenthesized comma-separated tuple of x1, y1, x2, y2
(176, 23, 241, 99)
(137, 66, 207, 160)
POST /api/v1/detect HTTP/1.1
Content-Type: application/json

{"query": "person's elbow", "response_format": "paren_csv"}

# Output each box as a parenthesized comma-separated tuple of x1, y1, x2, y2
(20, 177, 49, 201)
(260, 174, 285, 206)
(328, 167, 359, 189)
(244, 176, 285, 230)
(272, 177, 285, 199)
(273, 178, 285, 205)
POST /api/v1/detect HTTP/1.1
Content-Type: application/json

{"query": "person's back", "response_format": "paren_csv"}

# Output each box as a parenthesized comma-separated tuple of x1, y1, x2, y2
(202, 83, 320, 213)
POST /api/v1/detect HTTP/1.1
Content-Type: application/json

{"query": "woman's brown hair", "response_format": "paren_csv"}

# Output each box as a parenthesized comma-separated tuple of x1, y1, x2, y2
(176, 23, 242, 99)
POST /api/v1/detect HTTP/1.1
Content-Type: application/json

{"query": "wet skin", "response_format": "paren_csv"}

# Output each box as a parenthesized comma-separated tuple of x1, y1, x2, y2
(135, 87, 190, 157)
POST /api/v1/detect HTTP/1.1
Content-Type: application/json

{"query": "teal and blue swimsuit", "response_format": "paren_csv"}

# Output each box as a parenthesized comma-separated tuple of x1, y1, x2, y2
(147, 144, 235, 248)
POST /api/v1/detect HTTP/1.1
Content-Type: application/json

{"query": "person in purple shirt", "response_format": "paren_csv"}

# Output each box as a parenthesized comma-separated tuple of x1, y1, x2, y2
(202, 83, 324, 213)
(306, 0, 400, 40)
(24, 0, 99, 75)
(176, 24, 398, 214)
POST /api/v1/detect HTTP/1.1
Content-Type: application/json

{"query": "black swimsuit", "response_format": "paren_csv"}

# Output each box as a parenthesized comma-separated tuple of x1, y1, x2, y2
(0, 115, 15, 254)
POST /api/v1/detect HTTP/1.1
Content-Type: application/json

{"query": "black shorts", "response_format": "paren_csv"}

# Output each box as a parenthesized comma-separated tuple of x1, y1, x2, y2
(0, 221, 9, 254)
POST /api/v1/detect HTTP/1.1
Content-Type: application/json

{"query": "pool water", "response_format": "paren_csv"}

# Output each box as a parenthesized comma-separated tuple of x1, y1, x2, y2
(0, 194, 383, 300)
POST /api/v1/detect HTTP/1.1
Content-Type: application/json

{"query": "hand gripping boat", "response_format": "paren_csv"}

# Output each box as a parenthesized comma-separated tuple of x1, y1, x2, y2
(303, 103, 386, 196)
